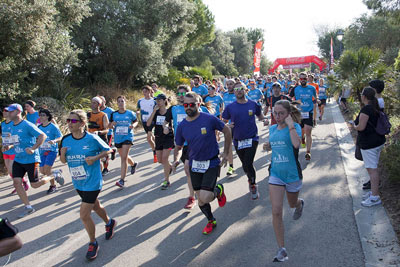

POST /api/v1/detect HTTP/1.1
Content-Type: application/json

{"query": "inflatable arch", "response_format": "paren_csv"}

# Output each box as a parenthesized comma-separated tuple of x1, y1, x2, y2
(268, 55, 327, 74)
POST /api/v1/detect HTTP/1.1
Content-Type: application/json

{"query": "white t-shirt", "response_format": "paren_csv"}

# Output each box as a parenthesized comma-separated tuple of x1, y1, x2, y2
(377, 97, 384, 109)
(137, 98, 156, 122)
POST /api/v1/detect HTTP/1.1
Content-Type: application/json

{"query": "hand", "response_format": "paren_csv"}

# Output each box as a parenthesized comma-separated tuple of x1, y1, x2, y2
(263, 120, 269, 126)
(171, 161, 179, 173)
(219, 153, 228, 167)
(284, 115, 294, 127)
(85, 156, 96, 166)
(129, 125, 134, 129)
(226, 122, 234, 129)
(263, 142, 271, 151)
(48, 140, 55, 145)
(25, 147, 34, 154)
(111, 121, 117, 127)
(154, 104, 160, 111)
(2, 145, 11, 152)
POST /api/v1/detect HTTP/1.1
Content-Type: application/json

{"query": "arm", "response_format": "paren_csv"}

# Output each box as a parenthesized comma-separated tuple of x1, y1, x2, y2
(285, 116, 301, 149)
(220, 125, 232, 167)
(85, 150, 111, 166)
(354, 113, 369, 131)
(26, 133, 46, 154)
(97, 115, 109, 135)
(146, 106, 158, 127)
(60, 147, 67, 164)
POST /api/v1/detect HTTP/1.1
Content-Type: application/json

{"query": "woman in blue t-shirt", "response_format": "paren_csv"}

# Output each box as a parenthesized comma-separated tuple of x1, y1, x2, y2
(60, 109, 116, 261)
(264, 100, 304, 262)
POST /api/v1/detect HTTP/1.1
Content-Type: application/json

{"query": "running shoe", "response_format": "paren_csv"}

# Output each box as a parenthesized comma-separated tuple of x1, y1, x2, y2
(249, 184, 259, 200)
(130, 162, 138, 175)
(319, 116, 322, 121)
(105, 219, 117, 240)
(23, 180, 29, 191)
(226, 166, 235, 176)
(53, 170, 65, 186)
(153, 154, 158, 163)
(86, 241, 99, 261)
(161, 180, 170, 190)
(301, 138, 306, 148)
(111, 148, 117, 160)
(361, 195, 381, 207)
(116, 179, 125, 188)
(202, 219, 217, 235)
(362, 180, 371, 190)
(18, 206, 35, 218)
(216, 183, 226, 207)
(10, 188, 17, 195)
(305, 153, 311, 161)
(293, 198, 304, 220)
(102, 168, 109, 176)
(184, 197, 196, 210)
(47, 185, 57, 194)
(362, 191, 372, 200)
(273, 247, 288, 262)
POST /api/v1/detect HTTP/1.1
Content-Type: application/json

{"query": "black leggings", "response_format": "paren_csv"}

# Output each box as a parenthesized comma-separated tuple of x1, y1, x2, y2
(234, 140, 258, 184)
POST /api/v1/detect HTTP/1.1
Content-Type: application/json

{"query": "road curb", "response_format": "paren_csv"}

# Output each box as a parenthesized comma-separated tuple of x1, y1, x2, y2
(330, 100, 400, 266)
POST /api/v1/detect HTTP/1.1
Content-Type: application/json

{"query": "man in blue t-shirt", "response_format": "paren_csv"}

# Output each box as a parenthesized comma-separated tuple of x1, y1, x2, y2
(290, 72, 317, 161)
(222, 79, 236, 175)
(222, 82, 267, 200)
(173, 92, 231, 235)
(3, 104, 64, 218)
(192, 75, 208, 99)
(247, 81, 264, 105)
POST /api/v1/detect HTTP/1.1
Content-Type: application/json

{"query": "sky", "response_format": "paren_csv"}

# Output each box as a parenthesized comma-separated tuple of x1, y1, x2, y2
(202, 0, 370, 61)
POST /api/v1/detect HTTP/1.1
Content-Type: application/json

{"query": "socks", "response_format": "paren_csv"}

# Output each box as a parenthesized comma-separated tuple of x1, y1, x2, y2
(199, 203, 214, 221)
(229, 164, 233, 168)
(214, 185, 221, 198)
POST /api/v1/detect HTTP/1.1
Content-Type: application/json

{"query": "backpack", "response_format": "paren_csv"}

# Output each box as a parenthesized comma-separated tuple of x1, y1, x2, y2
(375, 111, 391, 135)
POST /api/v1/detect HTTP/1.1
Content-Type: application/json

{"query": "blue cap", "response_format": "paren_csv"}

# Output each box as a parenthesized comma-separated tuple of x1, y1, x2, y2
(5, 104, 23, 112)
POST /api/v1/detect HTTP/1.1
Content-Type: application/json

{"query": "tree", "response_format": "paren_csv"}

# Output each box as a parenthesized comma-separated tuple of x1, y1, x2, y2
(234, 27, 265, 49)
(227, 31, 253, 75)
(260, 55, 272, 76)
(315, 25, 344, 61)
(185, 0, 215, 49)
(72, 0, 197, 86)
(0, 0, 91, 102)
(206, 30, 237, 76)
(364, 0, 400, 23)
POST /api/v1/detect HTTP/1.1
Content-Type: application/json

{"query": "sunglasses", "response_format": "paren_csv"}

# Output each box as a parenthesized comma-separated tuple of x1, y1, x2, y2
(3, 109, 8, 112)
(299, 78, 307, 81)
(39, 114, 47, 117)
(234, 87, 245, 91)
(183, 103, 197, 108)
(66, 118, 81, 124)
(176, 92, 186, 96)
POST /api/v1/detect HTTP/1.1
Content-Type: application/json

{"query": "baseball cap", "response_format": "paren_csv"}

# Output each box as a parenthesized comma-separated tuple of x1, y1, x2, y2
(272, 82, 281, 88)
(5, 104, 23, 112)
(155, 94, 167, 100)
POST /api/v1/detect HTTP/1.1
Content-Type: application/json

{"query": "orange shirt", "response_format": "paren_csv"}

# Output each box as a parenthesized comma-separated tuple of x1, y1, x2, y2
(88, 111, 106, 133)
(308, 82, 319, 95)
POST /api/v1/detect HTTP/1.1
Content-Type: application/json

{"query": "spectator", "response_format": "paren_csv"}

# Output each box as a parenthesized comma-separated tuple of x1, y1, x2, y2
(369, 79, 385, 111)
(340, 83, 351, 113)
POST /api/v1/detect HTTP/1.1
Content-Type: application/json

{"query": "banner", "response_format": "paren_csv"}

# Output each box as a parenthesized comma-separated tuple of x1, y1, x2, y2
(253, 41, 263, 75)
(268, 55, 327, 74)
(282, 63, 310, 69)
(330, 37, 334, 69)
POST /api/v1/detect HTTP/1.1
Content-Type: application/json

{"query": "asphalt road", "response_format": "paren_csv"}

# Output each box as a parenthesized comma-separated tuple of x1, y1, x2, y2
(0, 102, 365, 267)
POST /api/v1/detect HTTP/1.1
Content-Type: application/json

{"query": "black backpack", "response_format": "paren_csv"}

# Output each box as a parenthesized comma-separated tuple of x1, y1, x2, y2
(374, 111, 391, 136)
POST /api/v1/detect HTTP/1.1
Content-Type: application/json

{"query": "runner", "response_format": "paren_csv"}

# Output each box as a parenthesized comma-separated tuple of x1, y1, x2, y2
(38, 108, 63, 194)
(290, 72, 317, 160)
(204, 85, 224, 118)
(59, 109, 116, 261)
(318, 78, 328, 120)
(308, 74, 319, 126)
(264, 83, 292, 124)
(109, 96, 138, 188)
(2, 104, 64, 218)
(222, 79, 236, 175)
(147, 94, 174, 189)
(87, 97, 110, 176)
(191, 75, 208, 99)
(171, 85, 196, 209)
(264, 100, 304, 262)
(1, 107, 29, 194)
(222, 82, 267, 200)
(24, 100, 40, 125)
(98, 96, 117, 174)
(151, 83, 164, 97)
(247, 80, 264, 105)
(172, 92, 231, 235)
(137, 86, 157, 163)
(263, 76, 273, 98)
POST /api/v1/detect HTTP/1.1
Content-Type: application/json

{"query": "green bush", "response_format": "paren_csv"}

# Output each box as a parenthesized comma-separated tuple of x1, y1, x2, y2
(380, 117, 400, 182)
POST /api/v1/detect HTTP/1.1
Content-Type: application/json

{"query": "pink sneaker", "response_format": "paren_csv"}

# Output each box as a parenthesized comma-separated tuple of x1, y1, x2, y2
(23, 181, 29, 191)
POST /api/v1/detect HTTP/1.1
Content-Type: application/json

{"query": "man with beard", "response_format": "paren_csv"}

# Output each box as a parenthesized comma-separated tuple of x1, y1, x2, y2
(191, 75, 208, 99)
(222, 82, 267, 200)
(172, 92, 231, 235)
(290, 72, 317, 161)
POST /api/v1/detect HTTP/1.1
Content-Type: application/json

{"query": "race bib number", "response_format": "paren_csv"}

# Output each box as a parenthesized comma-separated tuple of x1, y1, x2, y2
(40, 142, 52, 150)
(142, 114, 150, 122)
(191, 160, 210, 173)
(156, 116, 166, 125)
(69, 166, 87, 180)
(8, 135, 20, 145)
(116, 126, 129, 135)
(301, 112, 309, 119)
(2, 136, 12, 145)
(238, 138, 252, 150)
(177, 114, 186, 124)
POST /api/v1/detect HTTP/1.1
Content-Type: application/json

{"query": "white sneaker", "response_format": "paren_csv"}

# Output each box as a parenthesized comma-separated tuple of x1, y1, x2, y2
(361, 195, 381, 207)
(362, 191, 372, 200)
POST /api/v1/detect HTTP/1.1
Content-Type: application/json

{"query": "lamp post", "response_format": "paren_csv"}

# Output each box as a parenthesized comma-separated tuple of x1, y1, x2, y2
(336, 29, 344, 57)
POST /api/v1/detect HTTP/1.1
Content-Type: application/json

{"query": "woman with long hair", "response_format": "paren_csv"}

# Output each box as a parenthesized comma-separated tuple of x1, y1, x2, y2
(264, 100, 304, 262)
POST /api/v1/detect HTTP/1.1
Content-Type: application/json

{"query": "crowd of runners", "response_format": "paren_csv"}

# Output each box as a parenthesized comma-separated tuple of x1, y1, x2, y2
(2, 69, 374, 263)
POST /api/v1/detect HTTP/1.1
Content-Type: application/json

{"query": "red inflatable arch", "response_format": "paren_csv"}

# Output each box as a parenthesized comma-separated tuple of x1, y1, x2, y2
(268, 55, 327, 74)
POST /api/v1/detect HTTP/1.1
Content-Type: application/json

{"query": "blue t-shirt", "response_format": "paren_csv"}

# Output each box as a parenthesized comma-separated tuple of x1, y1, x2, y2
(175, 112, 225, 168)
(11, 120, 44, 164)
(264, 82, 273, 98)
(222, 100, 261, 146)
(1, 120, 15, 155)
(223, 92, 236, 107)
(247, 89, 263, 103)
(269, 123, 302, 183)
(294, 85, 317, 113)
(319, 85, 327, 99)
(192, 85, 208, 96)
(38, 123, 62, 154)
(205, 95, 223, 116)
(111, 110, 137, 144)
(61, 132, 110, 191)
(101, 106, 115, 136)
(26, 112, 39, 125)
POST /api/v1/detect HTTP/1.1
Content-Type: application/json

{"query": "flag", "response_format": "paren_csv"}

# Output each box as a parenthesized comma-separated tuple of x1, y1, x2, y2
(330, 37, 334, 69)
(253, 41, 263, 76)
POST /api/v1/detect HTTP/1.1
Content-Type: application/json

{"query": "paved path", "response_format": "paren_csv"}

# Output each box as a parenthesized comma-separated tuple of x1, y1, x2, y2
(0, 101, 398, 266)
